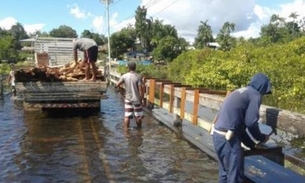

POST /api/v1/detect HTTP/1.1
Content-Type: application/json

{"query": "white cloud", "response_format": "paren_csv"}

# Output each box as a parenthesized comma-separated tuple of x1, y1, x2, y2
(133, 0, 305, 43)
(23, 24, 45, 35)
(110, 12, 135, 32)
(69, 4, 93, 19)
(111, 16, 135, 33)
(92, 16, 105, 34)
(93, 11, 135, 36)
(139, 0, 261, 43)
(278, 0, 305, 20)
(0, 17, 43, 35)
(0, 17, 17, 30)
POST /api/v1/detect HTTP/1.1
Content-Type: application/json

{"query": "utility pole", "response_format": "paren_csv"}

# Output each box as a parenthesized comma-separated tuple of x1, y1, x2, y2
(100, 0, 112, 73)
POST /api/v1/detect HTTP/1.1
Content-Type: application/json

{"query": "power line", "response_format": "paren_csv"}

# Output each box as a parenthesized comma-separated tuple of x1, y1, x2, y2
(110, 0, 123, 7)
(108, 0, 162, 29)
(145, 0, 162, 8)
(105, 0, 180, 31)
(152, 0, 180, 16)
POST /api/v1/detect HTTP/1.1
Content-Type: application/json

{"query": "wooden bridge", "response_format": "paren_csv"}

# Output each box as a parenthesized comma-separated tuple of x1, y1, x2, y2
(108, 70, 305, 183)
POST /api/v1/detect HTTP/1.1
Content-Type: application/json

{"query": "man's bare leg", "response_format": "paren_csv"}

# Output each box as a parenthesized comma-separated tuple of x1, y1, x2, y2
(135, 116, 142, 128)
(83, 63, 90, 80)
(90, 62, 97, 81)
(123, 117, 130, 131)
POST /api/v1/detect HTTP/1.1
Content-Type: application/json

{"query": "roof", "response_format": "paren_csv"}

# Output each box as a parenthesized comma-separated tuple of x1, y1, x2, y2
(20, 38, 36, 42)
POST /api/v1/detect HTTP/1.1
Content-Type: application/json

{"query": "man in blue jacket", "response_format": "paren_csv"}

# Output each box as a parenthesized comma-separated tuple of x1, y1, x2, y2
(213, 73, 272, 183)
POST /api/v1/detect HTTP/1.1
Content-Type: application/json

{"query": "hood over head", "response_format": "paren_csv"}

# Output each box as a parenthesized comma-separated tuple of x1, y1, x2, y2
(248, 73, 272, 95)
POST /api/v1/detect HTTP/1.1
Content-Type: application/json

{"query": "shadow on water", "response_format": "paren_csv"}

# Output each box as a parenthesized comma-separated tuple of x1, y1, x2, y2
(41, 108, 101, 118)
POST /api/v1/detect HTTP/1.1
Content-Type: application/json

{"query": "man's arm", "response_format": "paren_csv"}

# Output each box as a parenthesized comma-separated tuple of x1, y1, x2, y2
(116, 80, 123, 87)
(116, 76, 124, 88)
(245, 96, 268, 143)
(138, 77, 145, 105)
(84, 50, 88, 62)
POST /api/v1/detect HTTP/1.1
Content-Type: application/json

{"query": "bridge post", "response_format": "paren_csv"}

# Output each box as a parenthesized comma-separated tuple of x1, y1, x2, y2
(173, 96, 182, 127)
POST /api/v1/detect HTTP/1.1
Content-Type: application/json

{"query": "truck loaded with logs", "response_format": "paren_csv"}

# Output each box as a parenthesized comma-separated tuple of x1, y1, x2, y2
(14, 37, 108, 111)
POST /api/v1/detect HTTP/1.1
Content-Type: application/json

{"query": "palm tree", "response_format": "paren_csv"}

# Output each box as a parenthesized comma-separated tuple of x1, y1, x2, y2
(216, 22, 236, 51)
(135, 6, 148, 49)
(195, 20, 213, 49)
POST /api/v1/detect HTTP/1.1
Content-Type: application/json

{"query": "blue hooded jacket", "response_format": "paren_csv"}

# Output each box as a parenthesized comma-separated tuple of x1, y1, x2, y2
(214, 73, 272, 146)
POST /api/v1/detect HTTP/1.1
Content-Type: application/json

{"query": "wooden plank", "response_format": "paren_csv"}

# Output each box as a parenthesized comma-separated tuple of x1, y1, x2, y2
(22, 94, 105, 102)
(169, 84, 174, 113)
(244, 155, 305, 183)
(159, 83, 164, 108)
(180, 87, 186, 119)
(192, 89, 199, 125)
(148, 79, 156, 103)
(23, 101, 101, 109)
(15, 81, 107, 92)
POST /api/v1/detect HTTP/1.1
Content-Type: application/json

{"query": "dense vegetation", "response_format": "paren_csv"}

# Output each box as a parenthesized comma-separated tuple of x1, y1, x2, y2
(166, 37, 305, 113)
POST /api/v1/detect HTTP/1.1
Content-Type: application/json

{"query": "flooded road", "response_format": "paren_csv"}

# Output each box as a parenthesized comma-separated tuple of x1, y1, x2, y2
(0, 88, 218, 183)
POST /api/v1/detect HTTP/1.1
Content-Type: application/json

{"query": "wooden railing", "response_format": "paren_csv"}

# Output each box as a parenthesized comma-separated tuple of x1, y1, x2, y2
(109, 71, 305, 138)
(143, 77, 228, 130)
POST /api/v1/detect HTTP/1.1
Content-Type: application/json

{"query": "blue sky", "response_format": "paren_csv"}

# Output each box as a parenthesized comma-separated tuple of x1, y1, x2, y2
(1, 0, 305, 43)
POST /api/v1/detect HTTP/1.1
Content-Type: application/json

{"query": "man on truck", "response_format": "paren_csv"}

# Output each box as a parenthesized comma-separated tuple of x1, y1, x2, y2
(73, 38, 98, 81)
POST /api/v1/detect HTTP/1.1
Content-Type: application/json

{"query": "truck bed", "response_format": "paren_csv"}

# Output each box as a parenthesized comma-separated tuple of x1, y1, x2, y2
(15, 81, 108, 109)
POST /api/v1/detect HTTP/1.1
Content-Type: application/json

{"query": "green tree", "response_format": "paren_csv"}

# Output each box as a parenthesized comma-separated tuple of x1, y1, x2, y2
(81, 29, 106, 45)
(0, 35, 14, 61)
(216, 22, 236, 51)
(110, 26, 136, 59)
(28, 30, 49, 38)
(9, 22, 29, 50)
(49, 25, 78, 38)
(0, 27, 10, 37)
(150, 19, 164, 47)
(135, 6, 148, 50)
(259, 13, 303, 44)
(194, 20, 214, 49)
(152, 36, 180, 62)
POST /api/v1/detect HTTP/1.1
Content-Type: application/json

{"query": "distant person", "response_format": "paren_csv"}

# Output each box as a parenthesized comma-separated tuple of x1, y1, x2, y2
(73, 38, 98, 81)
(212, 73, 272, 183)
(7, 64, 16, 96)
(116, 61, 145, 130)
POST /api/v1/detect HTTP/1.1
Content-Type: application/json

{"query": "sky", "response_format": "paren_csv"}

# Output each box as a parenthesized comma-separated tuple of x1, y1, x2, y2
(1, 0, 305, 44)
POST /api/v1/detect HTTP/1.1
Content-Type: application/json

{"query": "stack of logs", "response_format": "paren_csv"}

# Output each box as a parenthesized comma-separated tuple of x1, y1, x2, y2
(15, 60, 103, 82)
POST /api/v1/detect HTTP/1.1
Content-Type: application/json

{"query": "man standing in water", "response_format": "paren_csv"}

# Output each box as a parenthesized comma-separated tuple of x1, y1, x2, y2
(7, 64, 16, 96)
(73, 38, 98, 81)
(212, 73, 272, 183)
(116, 61, 145, 130)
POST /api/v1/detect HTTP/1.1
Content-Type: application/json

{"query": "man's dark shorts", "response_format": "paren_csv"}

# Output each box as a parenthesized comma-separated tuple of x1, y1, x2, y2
(87, 46, 98, 63)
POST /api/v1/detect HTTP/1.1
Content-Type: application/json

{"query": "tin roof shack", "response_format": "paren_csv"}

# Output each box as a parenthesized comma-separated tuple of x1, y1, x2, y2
(28, 37, 84, 67)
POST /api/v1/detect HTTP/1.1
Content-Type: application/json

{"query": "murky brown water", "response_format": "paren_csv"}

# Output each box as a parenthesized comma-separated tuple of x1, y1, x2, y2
(0, 89, 218, 183)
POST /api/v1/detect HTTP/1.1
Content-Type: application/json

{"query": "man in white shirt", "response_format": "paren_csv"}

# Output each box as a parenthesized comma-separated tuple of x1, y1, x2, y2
(116, 61, 145, 130)
(7, 64, 16, 96)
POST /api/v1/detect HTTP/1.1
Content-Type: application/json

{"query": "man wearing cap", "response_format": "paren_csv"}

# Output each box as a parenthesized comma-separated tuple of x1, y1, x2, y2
(212, 73, 272, 183)
(116, 61, 145, 130)
(73, 38, 98, 81)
